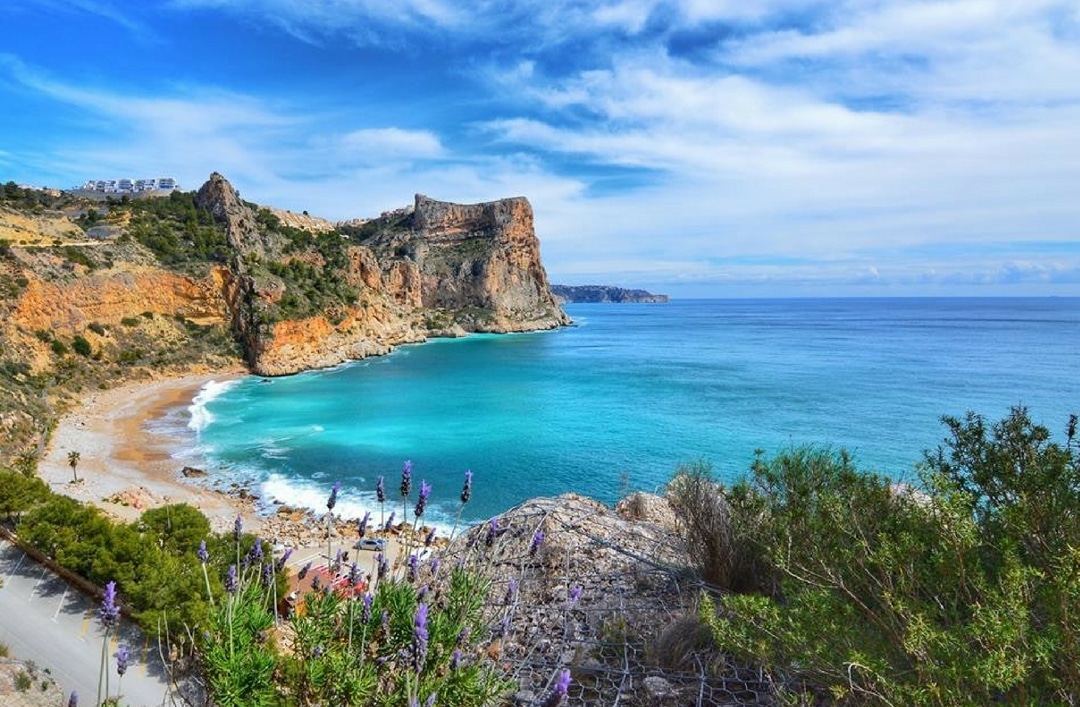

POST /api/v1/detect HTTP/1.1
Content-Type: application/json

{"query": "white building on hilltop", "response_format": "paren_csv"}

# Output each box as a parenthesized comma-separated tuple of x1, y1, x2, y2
(79, 177, 179, 194)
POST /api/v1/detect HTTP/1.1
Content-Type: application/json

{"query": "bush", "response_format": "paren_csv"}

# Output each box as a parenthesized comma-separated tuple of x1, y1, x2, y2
(50, 339, 68, 356)
(72, 335, 92, 357)
(667, 461, 772, 594)
(88, 322, 106, 336)
(696, 409, 1080, 705)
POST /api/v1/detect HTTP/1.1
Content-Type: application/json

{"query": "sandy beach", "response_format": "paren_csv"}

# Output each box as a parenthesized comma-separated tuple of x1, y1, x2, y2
(38, 372, 257, 533)
(37, 371, 411, 571)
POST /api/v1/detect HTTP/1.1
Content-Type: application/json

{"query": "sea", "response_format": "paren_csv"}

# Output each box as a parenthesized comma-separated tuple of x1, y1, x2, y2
(151, 298, 1080, 529)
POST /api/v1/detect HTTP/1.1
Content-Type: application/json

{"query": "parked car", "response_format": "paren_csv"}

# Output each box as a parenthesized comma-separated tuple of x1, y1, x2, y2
(354, 537, 387, 551)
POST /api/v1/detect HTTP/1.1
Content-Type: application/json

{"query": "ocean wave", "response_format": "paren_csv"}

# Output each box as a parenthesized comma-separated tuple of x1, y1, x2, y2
(188, 379, 243, 433)
(259, 474, 459, 536)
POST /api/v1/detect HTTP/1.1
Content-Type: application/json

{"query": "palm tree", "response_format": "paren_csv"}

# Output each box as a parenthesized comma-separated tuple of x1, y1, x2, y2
(67, 450, 81, 483)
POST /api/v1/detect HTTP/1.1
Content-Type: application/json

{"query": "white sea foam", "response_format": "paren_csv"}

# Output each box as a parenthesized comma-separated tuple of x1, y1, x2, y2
(187, 379, 242, 433)
(259, 474, 458, 536)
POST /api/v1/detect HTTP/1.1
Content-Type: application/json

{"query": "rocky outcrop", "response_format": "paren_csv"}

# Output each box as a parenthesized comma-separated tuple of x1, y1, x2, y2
(192, 175, 568, 375)
(552, 284, 669, 303)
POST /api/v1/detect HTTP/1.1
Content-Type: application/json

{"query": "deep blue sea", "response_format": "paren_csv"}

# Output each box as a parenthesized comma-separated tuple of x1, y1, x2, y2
(160, 299, 1080, 528)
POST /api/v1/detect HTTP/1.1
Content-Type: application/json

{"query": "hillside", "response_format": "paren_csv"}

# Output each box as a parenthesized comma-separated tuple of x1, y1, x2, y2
(552, 284, 668, 303)
(0, 174, 569, 462)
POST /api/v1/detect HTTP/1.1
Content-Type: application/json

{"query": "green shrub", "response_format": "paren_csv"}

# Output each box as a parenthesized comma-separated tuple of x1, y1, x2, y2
(88, 322, 106, 336)
(696, 408, 1080, 705)
(72, 335, 92, 357)
(120, 317, 139, 327)
(50, 339, 68, 356)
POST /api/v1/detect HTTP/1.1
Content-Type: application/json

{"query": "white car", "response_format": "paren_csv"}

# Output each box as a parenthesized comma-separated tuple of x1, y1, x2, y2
(353, 537, 387, 551)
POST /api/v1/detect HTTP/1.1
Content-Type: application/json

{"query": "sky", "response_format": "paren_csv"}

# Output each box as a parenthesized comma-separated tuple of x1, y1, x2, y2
(2, 1, 1079, 297)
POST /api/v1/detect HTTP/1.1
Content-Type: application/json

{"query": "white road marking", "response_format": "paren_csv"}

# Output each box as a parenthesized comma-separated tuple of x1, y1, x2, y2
(27, 564, 49, 601)
(52, 583, 70, 622)
(4, 550, 26, 584)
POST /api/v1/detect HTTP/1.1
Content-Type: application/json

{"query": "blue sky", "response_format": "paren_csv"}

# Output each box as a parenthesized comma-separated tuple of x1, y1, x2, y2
(2, 0, 1079, 297)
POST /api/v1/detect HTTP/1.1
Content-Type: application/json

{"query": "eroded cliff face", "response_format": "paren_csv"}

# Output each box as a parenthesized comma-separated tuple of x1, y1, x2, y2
(191, 174, 568, 375)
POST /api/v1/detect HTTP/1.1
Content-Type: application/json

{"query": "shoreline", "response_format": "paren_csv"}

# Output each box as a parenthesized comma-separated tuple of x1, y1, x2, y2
(37, 368, 416, 567)
(39, 371, 258, 534)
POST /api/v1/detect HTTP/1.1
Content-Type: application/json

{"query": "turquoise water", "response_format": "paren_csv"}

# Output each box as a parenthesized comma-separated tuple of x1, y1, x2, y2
(169, 299, 1080, 527)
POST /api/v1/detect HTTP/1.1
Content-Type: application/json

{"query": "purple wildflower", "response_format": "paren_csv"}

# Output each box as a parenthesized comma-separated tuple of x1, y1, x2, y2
(252, 537, 263, 562)
(312, 574, 322, 592)
(484, 517, 499, 547)
(429, 557, 441, 576)
(460, 470, 473, 505)
(381, 609, 390, 635)
(197, 539, 209, 564)
(493, 614, 511, 638)
(530, 530, 545, 556)
(376, 475, 386, 504)
(225, 565, 238, 594)
(358, 510, 370, 538)
(413, 603, 429, 671)
(568, 585, 582, 605)
(456, 625, 471, 647)
(298, 561, 312, 580)
(384, 510, 396, 532)
(327, 481, 341, 512)
(408, 553, 419, 582)
(115, 645, 130, 677)
(376, 552, 389, 580)
(275, 548, 293, 573)
(418, 585, 429, 601)
(540, 669, 572, 707)
(400, 460, 413, 499)
(503, 578, 516, 605)
(362, 593, 373, 622)
(414, 480, 432, 519)
(99, 581, 120, 629)
(261, 562, 274, 587)
(424, 526, 437, 546)
(349, 562, 360, 588)
(67, 691, 77, 707)
(425, 694, 436, 707)
(334, 548, 344, 574)
(450, 649, 462, 670)
(233, 515, 243, 542)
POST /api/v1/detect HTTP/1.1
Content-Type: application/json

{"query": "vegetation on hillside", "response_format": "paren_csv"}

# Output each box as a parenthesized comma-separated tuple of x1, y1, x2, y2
(670, 407, 1080, 705)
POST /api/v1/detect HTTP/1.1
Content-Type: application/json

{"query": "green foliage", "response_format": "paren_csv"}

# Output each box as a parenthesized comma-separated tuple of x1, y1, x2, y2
(0, 470, 49, 522)
(72, 335, 92, 357)
(61, 246, 95, 270)
(119, 190, 229, 265)
(50, 338, 68, 356)
(694, 408, 1080, 705)
(88, 322, 107, 336)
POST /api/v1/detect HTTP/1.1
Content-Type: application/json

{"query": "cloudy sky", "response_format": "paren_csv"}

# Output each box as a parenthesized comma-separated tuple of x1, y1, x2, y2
(2, 0, 1079, 296)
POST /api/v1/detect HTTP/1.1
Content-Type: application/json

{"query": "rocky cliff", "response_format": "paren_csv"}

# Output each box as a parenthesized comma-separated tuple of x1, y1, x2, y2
(192, 174, 568, 374)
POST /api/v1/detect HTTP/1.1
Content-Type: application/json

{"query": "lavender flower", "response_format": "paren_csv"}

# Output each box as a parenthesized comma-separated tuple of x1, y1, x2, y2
(384, 510, 396, 532)
(327, 481, 341, 511)
(400, 460, 413, 499)
(233, 515, 243, 542)
(484, 517, 499, 547)
(450, 649, 462, 670)
(334, 548, 344, 574)
(349, 562, 360, 588)
(197, 539, 209, 564)
(503, 578, 516, 605)
(417, 585, 429, 601)
(312, 574, 322, 592)
(414, 480, 432, 519)
(460, 469, 473, 505)
(456, 625, 471, 647)
(568, 585, 582, 605)
(115, 645, 130, 677)
(407, 553, 419, 582)
(381, 609, 390, 635)
(67, 691, 77, 707)
(275, 548, 293, 573)
(425, 694, 436, 707)
(377, 552, 390, 580)
(362, 593, 373, 622)
(424, 526, 437, 547)
(358, 510, 370, 538)
(375, 475, 386, 504)
(261, 562, 274, 587)
(225, 565, 238, 594)
(530, 530, 545, 557)
(298, 561, 312, 580)
(252, 538, 264, 563)
(99, 581, 120, 629)
(413, 603, 429, 671)
(429, 557, 441, 576)
(540, 670, 572, 707)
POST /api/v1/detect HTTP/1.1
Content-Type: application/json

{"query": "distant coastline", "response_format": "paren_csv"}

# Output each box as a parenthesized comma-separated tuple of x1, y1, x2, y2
(552, 284, 668, 303)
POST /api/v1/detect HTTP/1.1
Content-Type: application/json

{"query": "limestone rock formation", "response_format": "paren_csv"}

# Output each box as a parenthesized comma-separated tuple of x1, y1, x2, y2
(551, 284, 669, 304)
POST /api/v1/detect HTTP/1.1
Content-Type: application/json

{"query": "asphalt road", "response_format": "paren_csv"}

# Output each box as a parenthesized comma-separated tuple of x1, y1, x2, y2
(0, 539, 175, 706)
